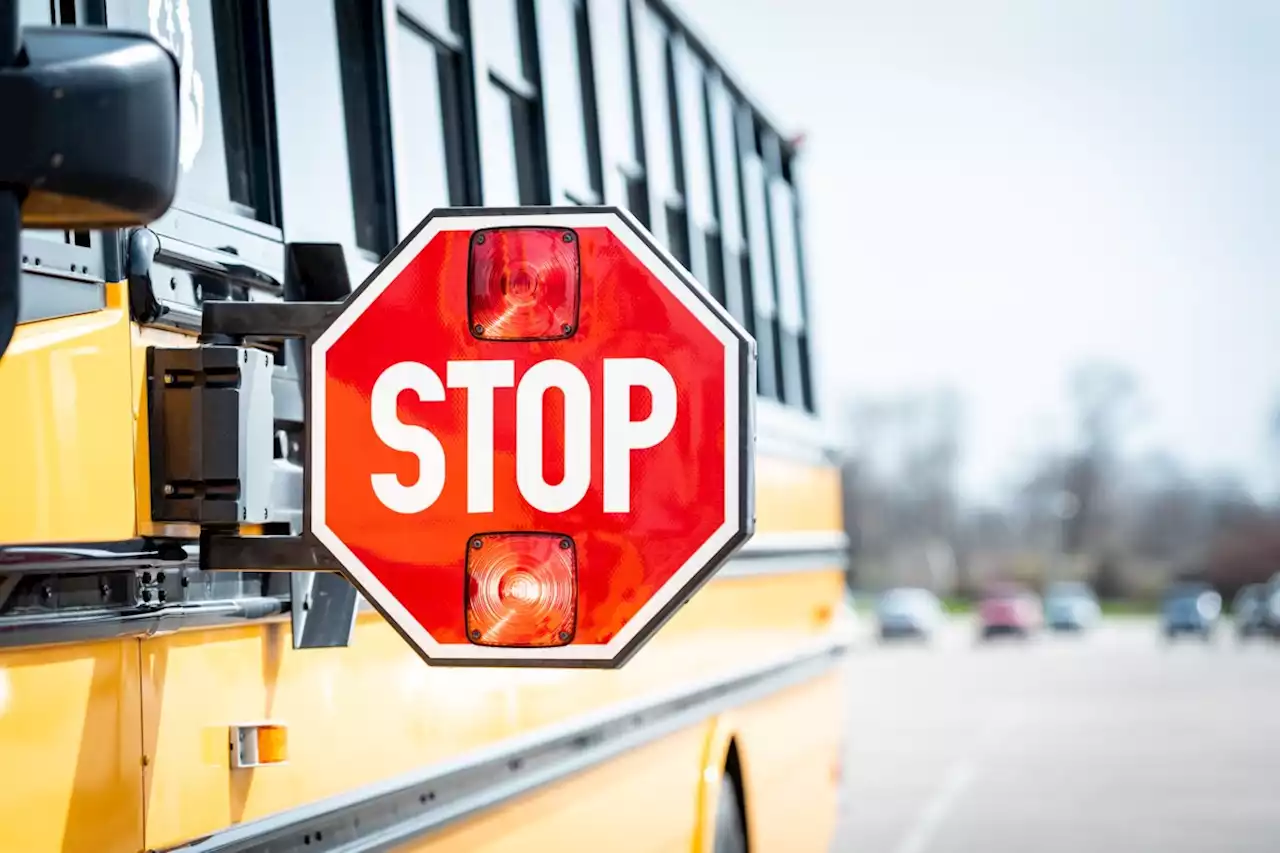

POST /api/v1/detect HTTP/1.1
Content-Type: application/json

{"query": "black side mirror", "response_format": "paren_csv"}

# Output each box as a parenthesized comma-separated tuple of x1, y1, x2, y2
(0, 23, 180, 361)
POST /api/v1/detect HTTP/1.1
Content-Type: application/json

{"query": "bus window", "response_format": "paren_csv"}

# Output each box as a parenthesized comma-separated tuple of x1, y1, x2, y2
(673, 38, 723, 305)
(741, 113, 783, 401)
(473, 0, 546, 206)
(389, 14, 459, 234)
(106, 0, 279, 225)
(537, 0, 603, 205)
(769, 164, 809, 410)
(383, 0, 476, 239)
(635, 5, 688, 264)
(708, 72, 752, 330)
(333, 0, 396, 258)
(586, 0, 647, 220)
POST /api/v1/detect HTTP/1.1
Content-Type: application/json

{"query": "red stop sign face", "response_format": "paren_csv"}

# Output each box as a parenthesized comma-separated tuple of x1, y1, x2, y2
(311, 209, 754, 667)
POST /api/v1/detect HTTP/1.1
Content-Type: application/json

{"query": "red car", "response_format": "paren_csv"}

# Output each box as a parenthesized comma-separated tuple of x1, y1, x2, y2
(977, 584, 1043, 639)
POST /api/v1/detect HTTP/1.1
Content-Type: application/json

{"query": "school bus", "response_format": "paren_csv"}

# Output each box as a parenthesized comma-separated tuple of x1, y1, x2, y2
(0, 1, 850, 851)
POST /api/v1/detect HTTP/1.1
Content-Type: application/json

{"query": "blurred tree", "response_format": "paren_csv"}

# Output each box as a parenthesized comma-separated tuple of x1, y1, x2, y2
(1062, 362, 1142, 556)
(1125, 451, 1211, 562)
(840, 387, 966, 592)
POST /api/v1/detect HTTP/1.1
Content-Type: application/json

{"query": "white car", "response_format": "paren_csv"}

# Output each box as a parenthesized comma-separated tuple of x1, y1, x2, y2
(1043, 582, 1102, 632)
(874, 588, 945, 641)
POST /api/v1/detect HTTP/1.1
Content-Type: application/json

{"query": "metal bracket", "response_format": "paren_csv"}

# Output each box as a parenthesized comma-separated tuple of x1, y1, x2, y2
(291, 571, 362, 649)
(192, 300, 361, 649)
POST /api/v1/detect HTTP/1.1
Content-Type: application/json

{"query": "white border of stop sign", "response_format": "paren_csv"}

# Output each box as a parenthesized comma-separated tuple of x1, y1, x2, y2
(310, 209, 753, 666)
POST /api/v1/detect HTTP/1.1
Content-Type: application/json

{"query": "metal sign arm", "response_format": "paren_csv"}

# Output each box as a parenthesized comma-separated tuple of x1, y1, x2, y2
(148, 298, 354, 649)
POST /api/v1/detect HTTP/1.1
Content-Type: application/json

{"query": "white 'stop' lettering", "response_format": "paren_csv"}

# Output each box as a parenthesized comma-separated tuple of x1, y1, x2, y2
(368, 358, 677, 514)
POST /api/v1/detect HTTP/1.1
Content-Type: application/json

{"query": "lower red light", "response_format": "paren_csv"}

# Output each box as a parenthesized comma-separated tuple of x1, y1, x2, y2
(468, 227, 580, 341)
(466, 533, 577, 647)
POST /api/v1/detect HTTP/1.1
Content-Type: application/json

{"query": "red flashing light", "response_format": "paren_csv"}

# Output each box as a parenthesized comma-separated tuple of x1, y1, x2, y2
(466, 533, 577, 647)
(469, 227, 580, 341)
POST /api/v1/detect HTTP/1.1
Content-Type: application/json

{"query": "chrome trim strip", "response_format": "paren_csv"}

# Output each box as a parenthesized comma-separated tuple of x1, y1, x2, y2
(754, 399, 840, 465)
(158, 636, 850, 853)
(0, 531, 850, 648)
(0, 539, 191, 573)
(736, 530, 848, 559)
(718, 552, 847, 579)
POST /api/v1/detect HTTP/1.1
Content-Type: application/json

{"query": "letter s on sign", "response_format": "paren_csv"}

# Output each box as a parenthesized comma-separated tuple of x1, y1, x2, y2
(370, 362, 446, 514)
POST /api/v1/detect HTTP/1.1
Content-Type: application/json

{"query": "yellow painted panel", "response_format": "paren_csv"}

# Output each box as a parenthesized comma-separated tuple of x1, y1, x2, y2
(140, 568, 845, 849)
(754, 455, 842, 534)
(393, 722, 709, 853)
(731, 671, 846, 853)
(502, 569, 845, 735)
(0, 639, 143, 853)
(0, 283, 136, 543)
(129, 323, 202, 539)
(141, 620, 523, 849)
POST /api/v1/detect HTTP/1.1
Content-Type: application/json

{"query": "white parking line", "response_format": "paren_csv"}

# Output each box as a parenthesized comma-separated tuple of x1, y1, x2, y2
(892, 760, 978, 853)
(891, 709, 1019, 853)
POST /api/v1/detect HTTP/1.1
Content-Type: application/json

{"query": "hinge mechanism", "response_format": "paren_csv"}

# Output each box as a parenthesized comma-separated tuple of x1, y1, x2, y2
(146, 299, 359, 649)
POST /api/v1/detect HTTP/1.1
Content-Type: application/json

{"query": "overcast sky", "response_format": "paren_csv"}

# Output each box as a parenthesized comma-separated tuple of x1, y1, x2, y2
(677, 0, 1280, 501)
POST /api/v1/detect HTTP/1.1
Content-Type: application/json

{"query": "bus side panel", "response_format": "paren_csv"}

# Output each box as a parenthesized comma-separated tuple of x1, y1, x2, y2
(731, 670, 846, 853)
(0, 640, 144, 853)
(136, 574, 841, 849)
(129, 324, 203, 539)
(138, 620, 521, 849)
(137, 448, 847, 849)
(391, 722, 710, 853)
(0, 284, 136, 544)
(754, 455, 843, 533)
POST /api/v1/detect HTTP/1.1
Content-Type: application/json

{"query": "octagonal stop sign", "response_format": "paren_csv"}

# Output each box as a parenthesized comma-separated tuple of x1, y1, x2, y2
(311, 208, 755, 667)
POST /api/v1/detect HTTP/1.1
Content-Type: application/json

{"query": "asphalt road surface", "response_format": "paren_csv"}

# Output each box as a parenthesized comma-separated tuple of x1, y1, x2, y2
(832, 618, 1280, 853)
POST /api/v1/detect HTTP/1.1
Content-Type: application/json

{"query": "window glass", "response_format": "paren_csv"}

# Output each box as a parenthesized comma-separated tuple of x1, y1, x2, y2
(483, 87, 522, 206)
(19, 0, 52, 23)
(392, 24, 452, 237)
(675, 42, 714, 231)
(587, 0, 642, 208)
(636, 6, 678, 246)
(153, 0, 236, 215)
(480, 0, 531, 84)
(481, 85, 543, 207)
(742, 139, 784, 400)
(335, 0, 395, 254)
(399, 0, 451, 35)
(473, 0, 546, 207)
(741, 155, 775, 317)
(770, 178, 804, 333)
(109, 0, 277, 224)
(708, 76, 744, 249)
(539, 0, 600, 203)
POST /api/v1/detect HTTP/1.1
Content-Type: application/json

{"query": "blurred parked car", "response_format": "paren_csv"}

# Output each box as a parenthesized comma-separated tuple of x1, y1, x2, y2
(874, 588, 944, 641)
(1161, 581, 1221, 640)
(977, 583, 1043, 639)
(1232, 584, 1268, 640)
(1260, 573, 1280, 639)
(1043, 581, 1101, 632)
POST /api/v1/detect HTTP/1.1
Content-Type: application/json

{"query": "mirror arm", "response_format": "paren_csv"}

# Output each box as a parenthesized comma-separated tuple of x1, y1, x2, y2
(0, 190, 18, 363)
(127, 227, 165, 324)
(1, 0, 17, 66)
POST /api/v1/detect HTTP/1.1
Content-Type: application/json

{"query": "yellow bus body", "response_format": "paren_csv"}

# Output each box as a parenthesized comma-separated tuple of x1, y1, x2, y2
(0, 283, 849, 852)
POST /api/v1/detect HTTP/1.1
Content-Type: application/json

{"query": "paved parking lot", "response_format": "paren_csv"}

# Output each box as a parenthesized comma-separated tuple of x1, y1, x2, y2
(832, 618, 1280, 853)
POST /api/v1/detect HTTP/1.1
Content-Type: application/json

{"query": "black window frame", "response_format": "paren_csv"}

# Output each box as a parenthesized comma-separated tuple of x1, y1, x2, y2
(474, 0, 550, 206)
(335, 0, 399, 257)
(210, 0, 282, 228)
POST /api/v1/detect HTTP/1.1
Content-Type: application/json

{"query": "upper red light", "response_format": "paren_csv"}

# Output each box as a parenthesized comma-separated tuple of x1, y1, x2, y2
(468, 227, 580, 341)
(466, 533, 577, 647)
